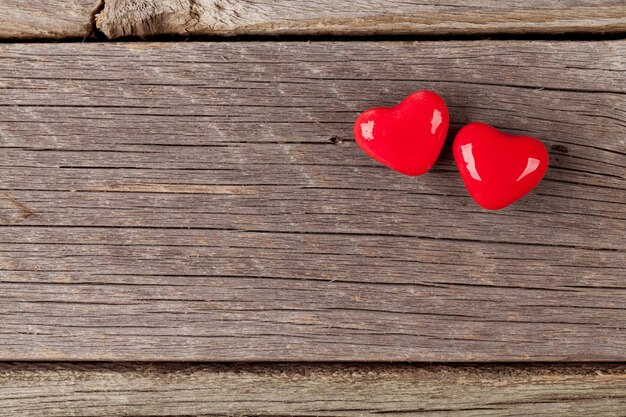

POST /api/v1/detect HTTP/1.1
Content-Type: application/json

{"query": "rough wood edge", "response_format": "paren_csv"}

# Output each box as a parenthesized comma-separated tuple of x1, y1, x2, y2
(94, 0, 626, 39)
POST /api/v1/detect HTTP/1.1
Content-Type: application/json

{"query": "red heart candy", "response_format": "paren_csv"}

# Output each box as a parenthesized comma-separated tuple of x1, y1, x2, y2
(354, 91, 449, 176)
(453, 122, 549, 210)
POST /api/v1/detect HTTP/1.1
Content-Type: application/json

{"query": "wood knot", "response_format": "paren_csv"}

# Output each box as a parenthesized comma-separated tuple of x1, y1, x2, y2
(96, 0, 204, 39)
(0, 193, 33, 225)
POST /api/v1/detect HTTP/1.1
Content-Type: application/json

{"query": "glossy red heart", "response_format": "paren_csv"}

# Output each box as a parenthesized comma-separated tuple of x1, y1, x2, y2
(453, 123, 549, 210)
(354, 90, 449, 176)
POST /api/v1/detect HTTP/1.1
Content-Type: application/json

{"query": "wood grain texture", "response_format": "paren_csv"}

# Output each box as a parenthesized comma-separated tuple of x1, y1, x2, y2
(0, 41, 624, 361)
(95, 0, 626, 39)
(0, 0, 102, 39)
(2, 363, 626, 416)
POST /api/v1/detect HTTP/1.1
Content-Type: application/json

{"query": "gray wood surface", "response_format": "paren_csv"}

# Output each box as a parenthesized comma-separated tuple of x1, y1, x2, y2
(2, 1, 625, 39)
(95, 0, 626, 38)
(0, 0, 101, 39)
(0, 41, 624, 361)
(2, 363, 625, 416)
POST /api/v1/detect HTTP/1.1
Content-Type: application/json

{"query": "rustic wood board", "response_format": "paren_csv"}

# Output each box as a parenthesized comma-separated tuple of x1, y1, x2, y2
(2, 1, 625, 39)
(0, 41, 624, 361)
(96, 0, 626, 38)
(2, 363, 625, 416)
(0, 0, 101, 39)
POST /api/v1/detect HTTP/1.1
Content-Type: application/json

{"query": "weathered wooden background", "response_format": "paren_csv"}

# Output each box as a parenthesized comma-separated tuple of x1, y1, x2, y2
(0, 0, 625, 415)
(1, 40, 624, 361)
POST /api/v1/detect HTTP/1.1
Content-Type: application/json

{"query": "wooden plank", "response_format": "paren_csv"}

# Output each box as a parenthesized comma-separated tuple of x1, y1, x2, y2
(1, 363, 625, 416)
(0, 41, 624, 361)
(2, 0, 625, 40)
(0, 1, 102, 39)
(95, 0, 626, 39)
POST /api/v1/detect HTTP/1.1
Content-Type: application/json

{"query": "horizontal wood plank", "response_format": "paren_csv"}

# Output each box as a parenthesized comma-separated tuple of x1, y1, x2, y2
(95, 0, 626, 38)
(3, 1, 626, 39)
(0, 41, 624, 361)
(2, 363, 626, 416)
(0, 1, 101, 39)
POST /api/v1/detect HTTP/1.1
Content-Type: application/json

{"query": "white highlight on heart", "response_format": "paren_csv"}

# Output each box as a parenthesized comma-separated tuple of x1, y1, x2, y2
(461, 143, 482, 181)
(431, 109, 442, 134)
(516, 157, 541, 181)
(360, 120, 375, 141)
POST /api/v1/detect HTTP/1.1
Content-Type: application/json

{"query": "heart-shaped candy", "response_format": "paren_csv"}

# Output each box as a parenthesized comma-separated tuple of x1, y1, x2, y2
(453, 123, 549, 210)
(354, 90, 449, 176)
